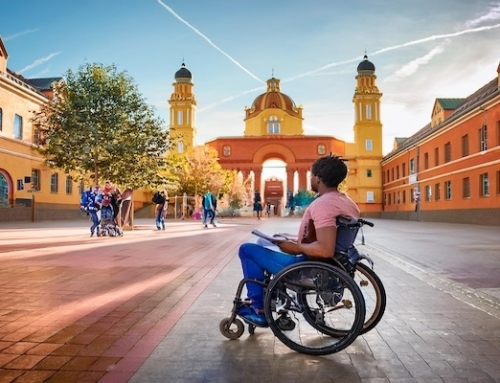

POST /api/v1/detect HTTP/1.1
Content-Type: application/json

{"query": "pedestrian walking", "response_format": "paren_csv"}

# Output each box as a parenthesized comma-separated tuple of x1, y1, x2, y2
(202, 190, 217, 228)
(152, 190, 168, 230)
(81, 185, 102, 237)
(253, 191, 262, 220)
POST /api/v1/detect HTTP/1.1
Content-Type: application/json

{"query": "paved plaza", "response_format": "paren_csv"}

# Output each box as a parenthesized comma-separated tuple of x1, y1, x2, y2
(0, 217, 499, 383)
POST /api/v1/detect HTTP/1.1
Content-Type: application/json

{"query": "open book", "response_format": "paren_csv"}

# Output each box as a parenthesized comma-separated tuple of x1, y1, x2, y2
(251, 230, 290, 244)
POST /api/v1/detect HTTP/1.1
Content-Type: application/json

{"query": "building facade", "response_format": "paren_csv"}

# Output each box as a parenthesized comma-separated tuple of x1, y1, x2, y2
(0, 36, 83, 221)
(381, 62, 500, 225)
(177, 56, 385, 216)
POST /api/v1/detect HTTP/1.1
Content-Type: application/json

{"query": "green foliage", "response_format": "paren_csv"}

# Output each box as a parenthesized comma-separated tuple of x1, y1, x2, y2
(293, 189, 316, 207)
(36, 62, 172, 188)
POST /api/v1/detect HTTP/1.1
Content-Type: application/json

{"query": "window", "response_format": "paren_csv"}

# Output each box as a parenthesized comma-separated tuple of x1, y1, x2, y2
(480, 173, 489, 197)
(497, 121, 500, 146)
(223, 145, 231, 156)
(479, 125, 488, 151)
(497, 171, 500, 195)
(317, 144, 326, 155)
(31, 169, 40, 191)
(267, 116, 280, 134)
(434, 148, 439, 166)
(402, 163, 406, 177)
(402, 190, 406, 204)
(177, 141, 184, 153)
(396, 166, 399, 179)
(14, 114, 23, 139)
(391, 168, 394, 181)
(424, 153, 429, 170)
(388, 193, 391, 205)
(177, 110, 183, 125)
(366, 191, 374, 203)
(425, 185, 432, 202)
(65, 176, 73, 195)
(50, 173, 59, 193)
(444, 142, 451, 163)
(444, 180, 452, 200)
(365, 104, 372, 120)
(365, 139, 373, 151)
(366, 169, 372, 177)
(386, 170, 389, 183)
(435, 183, 441, 201)
(462, 177, 470, 198)
(409, 158, 415, 174)
(0, 107, 2, 131)
(461, 134, 469, 157)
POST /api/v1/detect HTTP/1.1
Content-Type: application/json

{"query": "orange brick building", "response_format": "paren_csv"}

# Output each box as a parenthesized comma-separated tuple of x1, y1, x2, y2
(381, 62, 500, 225)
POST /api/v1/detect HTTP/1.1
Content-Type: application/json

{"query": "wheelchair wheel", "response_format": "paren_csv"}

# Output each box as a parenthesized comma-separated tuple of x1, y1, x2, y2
(219, 317, 244, 340)
(264, 262, 365, 355)
(354, 262, 386, 334)
(300, 262, 386, 336)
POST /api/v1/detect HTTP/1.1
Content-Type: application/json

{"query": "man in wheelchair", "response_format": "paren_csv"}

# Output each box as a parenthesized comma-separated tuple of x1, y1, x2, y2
(237, 155, 360, 326)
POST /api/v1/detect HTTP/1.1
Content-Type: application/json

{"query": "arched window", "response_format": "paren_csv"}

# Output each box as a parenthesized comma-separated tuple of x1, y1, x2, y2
(177, 141, 184, 153)
(223, 145, 231, 156)
(267, 116, 280, 134)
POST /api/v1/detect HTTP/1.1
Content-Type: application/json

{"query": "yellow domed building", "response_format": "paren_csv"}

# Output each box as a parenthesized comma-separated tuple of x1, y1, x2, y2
(169, 55, 384, 216)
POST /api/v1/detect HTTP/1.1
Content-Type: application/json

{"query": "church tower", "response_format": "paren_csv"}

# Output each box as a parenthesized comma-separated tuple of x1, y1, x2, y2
(347, 54, 383, 213)
(168, 62, 197, 153)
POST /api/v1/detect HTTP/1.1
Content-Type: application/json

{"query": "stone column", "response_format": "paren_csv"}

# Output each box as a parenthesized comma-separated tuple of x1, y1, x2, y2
(298, 168, 308, 191)
(253, 168, 262, 196)
(286, 168, 295, 194)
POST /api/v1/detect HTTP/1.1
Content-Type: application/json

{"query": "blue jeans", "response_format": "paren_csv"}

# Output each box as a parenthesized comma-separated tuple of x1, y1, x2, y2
(89, 210, 100, 234)
(156, 204, 165, 229)
(203, 209, 215, 224)
(238, 243, 306, 310)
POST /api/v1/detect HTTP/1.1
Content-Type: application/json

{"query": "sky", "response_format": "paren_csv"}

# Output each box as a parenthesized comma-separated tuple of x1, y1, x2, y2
(1, 0, 500, 156)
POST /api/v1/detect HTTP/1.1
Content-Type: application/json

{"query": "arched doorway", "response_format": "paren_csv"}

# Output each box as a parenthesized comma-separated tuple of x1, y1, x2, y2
(0, 169, 13, 207)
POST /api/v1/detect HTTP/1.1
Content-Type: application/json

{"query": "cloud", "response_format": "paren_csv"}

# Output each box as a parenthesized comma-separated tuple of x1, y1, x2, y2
(385, 45, 446, 82)
(156, 0, 264, 84)
(465, 2, 500, 27)
(18, 52, 61, 74)
(3, 29, 40, 41)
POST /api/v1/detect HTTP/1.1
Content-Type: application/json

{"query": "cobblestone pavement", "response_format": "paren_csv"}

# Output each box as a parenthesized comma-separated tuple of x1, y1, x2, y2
(0, 217, 499, 383)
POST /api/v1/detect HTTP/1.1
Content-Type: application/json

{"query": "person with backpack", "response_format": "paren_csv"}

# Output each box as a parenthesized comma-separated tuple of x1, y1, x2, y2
(81, 185, 102, 237)
(202, 190, 217, 228)
(152, 190, 168, 230)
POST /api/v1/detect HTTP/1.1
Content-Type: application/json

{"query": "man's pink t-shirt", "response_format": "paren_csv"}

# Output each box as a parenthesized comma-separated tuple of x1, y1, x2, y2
(297, 191, 360, 243)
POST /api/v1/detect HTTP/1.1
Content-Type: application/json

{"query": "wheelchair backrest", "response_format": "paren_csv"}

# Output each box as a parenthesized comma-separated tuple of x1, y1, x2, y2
(335, 215, 359, 253)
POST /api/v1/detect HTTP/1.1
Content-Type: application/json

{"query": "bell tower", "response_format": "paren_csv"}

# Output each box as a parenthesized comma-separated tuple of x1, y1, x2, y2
(168, 62, 197, 153)
(349, 54, 383, 213)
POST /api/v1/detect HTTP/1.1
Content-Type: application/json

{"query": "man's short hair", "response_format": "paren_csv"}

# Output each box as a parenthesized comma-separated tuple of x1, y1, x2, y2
(311, 155, 347, 188)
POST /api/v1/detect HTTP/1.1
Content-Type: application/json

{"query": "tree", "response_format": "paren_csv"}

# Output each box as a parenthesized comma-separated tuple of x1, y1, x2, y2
(36, 62, 171, 188)
(166, 145, 225, 196)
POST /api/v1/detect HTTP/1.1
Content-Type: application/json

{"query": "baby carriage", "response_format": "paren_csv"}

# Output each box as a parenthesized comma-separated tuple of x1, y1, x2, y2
(99, 205, 123, 237)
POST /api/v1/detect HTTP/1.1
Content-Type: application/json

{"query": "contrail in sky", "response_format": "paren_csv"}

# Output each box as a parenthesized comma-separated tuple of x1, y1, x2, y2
(283, 23, 500, 83)
(3, 28, 40, 41)
(156, 0, 264, 84)
(19, 52, 60, 74)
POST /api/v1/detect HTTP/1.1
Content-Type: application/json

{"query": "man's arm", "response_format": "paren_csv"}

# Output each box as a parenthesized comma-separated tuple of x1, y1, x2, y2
(277, 226, 337, 259)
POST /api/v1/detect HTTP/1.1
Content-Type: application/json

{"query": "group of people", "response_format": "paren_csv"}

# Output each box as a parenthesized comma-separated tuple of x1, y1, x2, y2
(252, 192, 272, 219)
(80, 180, 123, 237)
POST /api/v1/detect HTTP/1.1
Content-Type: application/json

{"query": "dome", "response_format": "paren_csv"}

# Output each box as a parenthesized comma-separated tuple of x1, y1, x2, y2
(248, 78, 299, 116)
(175, 63, 192, 80)
(357, 54, 375, 72)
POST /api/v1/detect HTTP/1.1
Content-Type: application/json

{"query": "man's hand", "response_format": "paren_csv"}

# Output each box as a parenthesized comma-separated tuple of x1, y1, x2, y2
(277, 240, 302, 255)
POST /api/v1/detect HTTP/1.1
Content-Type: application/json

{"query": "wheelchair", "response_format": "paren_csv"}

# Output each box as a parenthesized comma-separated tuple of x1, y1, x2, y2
(219, 217, 384, 355)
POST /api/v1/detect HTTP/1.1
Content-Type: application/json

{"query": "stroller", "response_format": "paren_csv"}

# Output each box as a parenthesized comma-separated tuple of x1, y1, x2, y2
(99, 205, 123, 237)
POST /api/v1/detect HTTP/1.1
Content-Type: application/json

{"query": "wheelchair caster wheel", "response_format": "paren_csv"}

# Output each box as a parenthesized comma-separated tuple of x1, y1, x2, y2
(219, 317, 244, 339)
(277, 316, 295, 331)
(248, 324, 256, 335)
